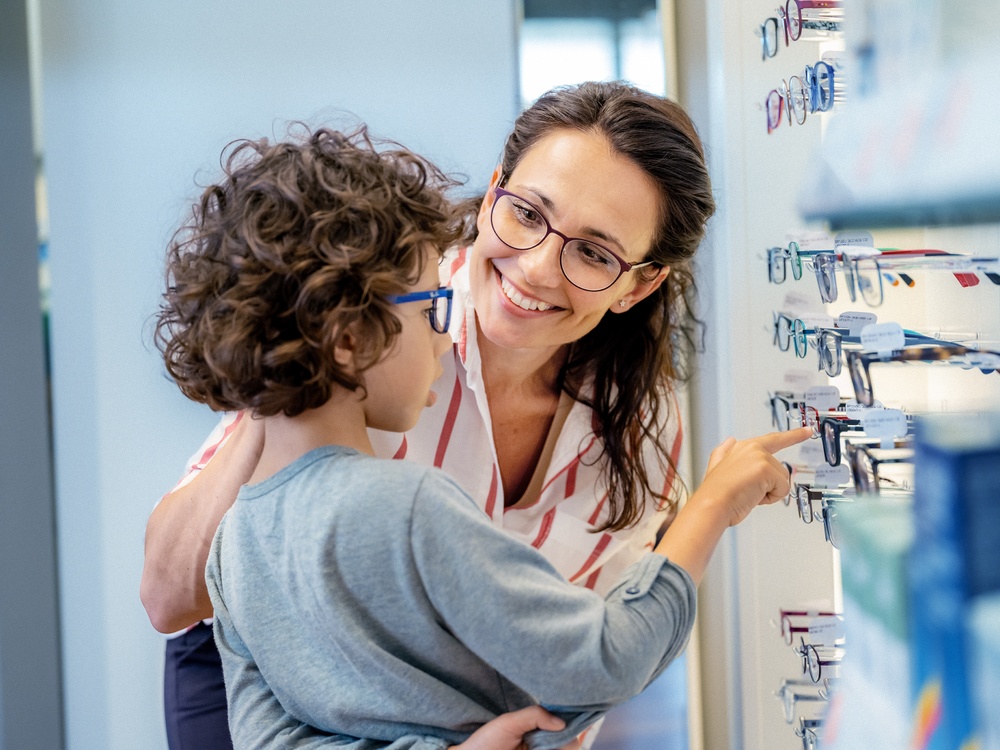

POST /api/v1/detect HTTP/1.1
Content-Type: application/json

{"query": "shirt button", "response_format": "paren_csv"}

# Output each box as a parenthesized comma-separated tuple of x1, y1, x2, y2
(625, 586, 640, 595)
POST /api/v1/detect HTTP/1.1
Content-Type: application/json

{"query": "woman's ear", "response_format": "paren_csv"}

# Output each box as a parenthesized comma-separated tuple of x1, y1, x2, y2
(476, 166, 503, 230)
(611, 266, 671, 314)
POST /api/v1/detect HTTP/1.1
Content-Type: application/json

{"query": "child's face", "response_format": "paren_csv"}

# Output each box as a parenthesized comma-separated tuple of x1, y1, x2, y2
(362, 250, 451, 433)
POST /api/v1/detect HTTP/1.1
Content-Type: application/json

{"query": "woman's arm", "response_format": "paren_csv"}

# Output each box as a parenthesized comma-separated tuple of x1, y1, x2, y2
(140, 413, 264, 632)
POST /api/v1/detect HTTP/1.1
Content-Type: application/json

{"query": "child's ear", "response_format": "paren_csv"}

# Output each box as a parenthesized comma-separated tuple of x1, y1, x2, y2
(332, 327, 357, 368)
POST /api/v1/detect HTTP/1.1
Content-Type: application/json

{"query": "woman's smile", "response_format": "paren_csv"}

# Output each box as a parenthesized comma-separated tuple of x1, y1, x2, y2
(497, 268, 560, 313)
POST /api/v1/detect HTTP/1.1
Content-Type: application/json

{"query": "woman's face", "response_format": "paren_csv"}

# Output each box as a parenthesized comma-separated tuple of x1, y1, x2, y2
(469, 127, 666, 355)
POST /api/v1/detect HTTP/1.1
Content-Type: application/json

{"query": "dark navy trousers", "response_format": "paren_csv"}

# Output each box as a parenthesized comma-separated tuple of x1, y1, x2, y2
(164, 622, 233, 750)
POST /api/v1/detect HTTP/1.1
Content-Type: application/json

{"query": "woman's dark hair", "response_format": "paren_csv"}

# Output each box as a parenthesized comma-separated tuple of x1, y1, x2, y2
(499, 81, 716, 531)
(155, 124, 464, 417)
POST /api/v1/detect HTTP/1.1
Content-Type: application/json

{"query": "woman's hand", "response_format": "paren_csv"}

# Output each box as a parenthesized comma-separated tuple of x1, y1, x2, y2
(451, 706, 577, 750)
(697, 426, 811, 527)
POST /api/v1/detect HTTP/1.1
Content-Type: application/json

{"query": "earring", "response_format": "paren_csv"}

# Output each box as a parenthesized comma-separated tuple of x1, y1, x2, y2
(619, 300, 627, 309)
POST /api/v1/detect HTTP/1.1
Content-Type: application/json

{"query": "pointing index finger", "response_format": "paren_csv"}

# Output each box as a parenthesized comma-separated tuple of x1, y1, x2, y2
(746, 426, 814, 454)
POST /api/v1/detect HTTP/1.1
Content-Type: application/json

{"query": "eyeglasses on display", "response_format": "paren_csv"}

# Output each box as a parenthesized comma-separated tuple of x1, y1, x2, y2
(774, 678, 829, 724)
(386, 286, 454, 334)
(844, 443, 913, 495)
(758, 0, 843, 61)
(796, 636, 844, 683)
(846, 345, 1000, 406)
(490, 185, 655, 292)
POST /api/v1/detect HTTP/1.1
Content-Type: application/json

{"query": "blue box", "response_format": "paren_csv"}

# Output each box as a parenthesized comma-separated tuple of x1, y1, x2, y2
(907, 413, 1000, 750)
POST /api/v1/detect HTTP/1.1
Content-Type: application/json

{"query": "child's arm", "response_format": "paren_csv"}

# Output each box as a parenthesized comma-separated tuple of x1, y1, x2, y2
(140, 412, 263, 632)
(409, 428, 808, 747)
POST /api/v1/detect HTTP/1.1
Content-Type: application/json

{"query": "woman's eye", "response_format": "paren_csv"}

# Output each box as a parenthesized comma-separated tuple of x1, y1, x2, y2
(577, 242, 614, 267)
(512, 202, 541, 226)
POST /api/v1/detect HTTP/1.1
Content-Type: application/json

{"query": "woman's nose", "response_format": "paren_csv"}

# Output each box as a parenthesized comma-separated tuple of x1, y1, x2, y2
(518, 234, 563, 287)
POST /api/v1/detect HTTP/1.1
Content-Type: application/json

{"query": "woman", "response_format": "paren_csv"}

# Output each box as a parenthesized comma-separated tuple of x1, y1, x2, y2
(140, 81, 808, 749)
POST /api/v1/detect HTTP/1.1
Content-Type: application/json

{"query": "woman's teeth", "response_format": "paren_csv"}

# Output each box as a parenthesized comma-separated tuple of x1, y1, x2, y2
(501, 276, 554, 312)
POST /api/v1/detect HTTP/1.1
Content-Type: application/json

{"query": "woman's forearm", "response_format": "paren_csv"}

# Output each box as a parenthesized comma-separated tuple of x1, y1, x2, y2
(140, 414, 263, 632)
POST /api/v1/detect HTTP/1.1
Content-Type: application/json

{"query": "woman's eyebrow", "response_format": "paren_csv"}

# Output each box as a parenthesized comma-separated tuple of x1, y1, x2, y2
(519, 185, 626, 253)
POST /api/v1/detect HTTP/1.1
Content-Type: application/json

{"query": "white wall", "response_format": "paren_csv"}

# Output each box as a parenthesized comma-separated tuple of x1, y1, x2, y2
(37, 2, 518, 747)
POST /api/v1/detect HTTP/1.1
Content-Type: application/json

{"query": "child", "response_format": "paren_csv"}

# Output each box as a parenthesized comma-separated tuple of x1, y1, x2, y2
(155, 125, 799, 750)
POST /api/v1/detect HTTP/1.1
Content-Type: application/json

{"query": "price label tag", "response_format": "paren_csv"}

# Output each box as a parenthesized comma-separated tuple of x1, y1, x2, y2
(789, 230, 834, 251)
(809, 616, 846, 648)
(801, 312, 837, 329)
(805, 385, 841, 412)
(834, 230, 875, 249)
(861, 322, 905, 354)
(813, 463, 851, 488)
(861, 408, 907, 438)
(845, 399, 884, 417)
(837, 311, 878, 335)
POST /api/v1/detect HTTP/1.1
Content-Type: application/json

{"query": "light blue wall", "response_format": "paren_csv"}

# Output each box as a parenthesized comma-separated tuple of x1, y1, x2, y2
(37, 2, 518, 747)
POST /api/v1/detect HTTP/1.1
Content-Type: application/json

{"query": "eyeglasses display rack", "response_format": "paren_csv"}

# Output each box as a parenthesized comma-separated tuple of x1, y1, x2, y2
(675, 0, 1000, 748)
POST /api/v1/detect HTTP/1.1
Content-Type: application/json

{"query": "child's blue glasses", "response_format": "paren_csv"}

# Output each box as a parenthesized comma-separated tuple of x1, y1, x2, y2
(386, 286, 453, 334)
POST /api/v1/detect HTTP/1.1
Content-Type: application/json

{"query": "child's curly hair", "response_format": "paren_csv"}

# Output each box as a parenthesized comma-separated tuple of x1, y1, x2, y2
(155, 124, 464, 417)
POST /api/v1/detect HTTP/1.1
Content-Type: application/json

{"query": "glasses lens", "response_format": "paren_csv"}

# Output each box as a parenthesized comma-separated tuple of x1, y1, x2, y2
(856, 259, 885, 306)
(842, 257, 858, 302)
(788, 76, 808, 124)
(819, 331, 842, 377)
(766, 89, 783, 131)
(848, 354, 873, 406)
(824, 505, 841, 548)
(814, 253, 838, 302)
(776, 316, 792, 351)
(822, 419, 840, 466)
(856, 450, 875, 492)
(807, 646, 821, 682)
(782, 689, 795, 723)
(797, 489, 813, 523)
(788, 241, 803, 280)
(769, 248, 788, 284)
(492, 193, 546, 250)
(815, 62, 834, 111)
(786, 0, 803, 40)
(772, 395, 792, 431)
(560, 240, 623, 292)
(431, 293, 452, 333)
(792, 318, 808, 358)
(762, 17, 779, 58)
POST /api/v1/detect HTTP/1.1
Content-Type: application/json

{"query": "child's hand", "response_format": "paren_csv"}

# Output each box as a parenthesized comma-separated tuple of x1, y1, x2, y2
(697, 426, 812, 527)
(452, 706, 568, 750)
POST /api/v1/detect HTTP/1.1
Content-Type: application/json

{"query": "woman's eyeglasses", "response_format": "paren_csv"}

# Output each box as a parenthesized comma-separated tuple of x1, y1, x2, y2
(386, 286, 454, 334)
(490, 186, 655, 292)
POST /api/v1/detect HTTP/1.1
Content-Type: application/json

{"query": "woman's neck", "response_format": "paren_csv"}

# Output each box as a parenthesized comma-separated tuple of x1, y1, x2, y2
(248, 392, 373, 485)
(476, 322, 568, 400)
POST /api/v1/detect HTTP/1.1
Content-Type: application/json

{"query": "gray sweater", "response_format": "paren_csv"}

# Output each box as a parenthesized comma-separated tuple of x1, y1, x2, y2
(207, 445, 696, 750)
